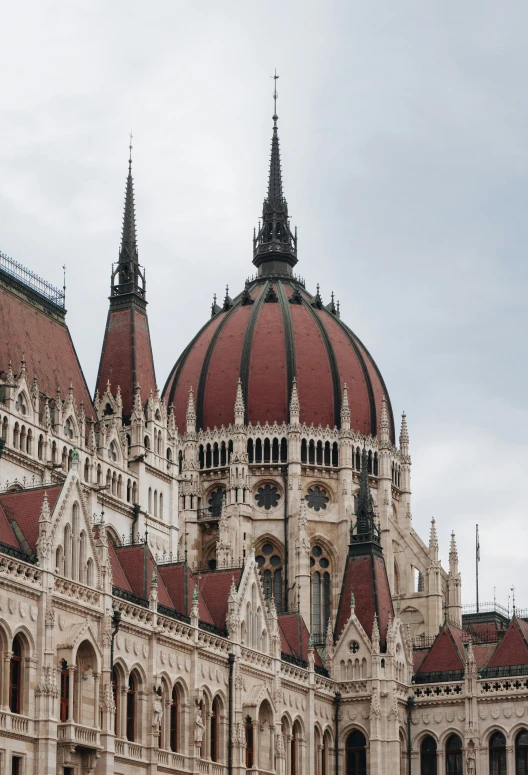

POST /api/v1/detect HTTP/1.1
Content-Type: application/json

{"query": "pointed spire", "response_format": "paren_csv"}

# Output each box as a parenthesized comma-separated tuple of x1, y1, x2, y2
(234, 378, 245, 426)
(371, 613, 380, 655)
(110, 135, 146, 299)
(289, 377, 300, 424)
(400, 412, 409, 452)
(429, 518, 439, 563)
(253, 73, 297, 276)
(186, 386, 196, 433)
(449, 531, 459, 575)
(341, 383, 350, 430)
(380, 395, 389, 442)
(39, 491, 51, 524)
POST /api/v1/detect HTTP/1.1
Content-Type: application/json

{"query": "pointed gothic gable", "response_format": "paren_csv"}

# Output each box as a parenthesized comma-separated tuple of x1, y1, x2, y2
(416, 624, 465, 675)
(0, 280, 94, 418)
(335, 553, 394, 650)
(486, 617, 528, 669)
(0, 484, 62, 554)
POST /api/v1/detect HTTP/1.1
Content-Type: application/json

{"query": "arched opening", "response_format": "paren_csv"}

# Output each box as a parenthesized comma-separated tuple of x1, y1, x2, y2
(1, 417, 8, 441)
(210, 696, 220, 762)
(26, 428, 32, 454)
(345, 730, 366, 775)
(420, 735, 437, 775)
(258, 700, 273, 771)
(291, 721, 302, 775)
(10, 636, 23, 714)
(38, 434, 44, 460)
(126, 673, 137, 741)
(220, 442, 227, 466)
(170, 685, 180, 752)
(74, 641, 98, 726)
(247, 439, 254, 464)
(13, 422, 19, 449)
(309, 440, 315, 464)
(516, 729, 528, 773)
(301, 439, 307, 463)
(311, 545, 331, 639)
(324, 441, 330, 466)
(205, 444, 212, 468)
(256, 541, 283, 613)
(489, 732, 506, 774)
(60, 659, 69, 721)
(280, 437, 288, 462)
(213, 443, 219, 468)
(323, 730, 331, 775)
(84, 458, 90, 483)
(264, 438, 271, 463)
(445, 734, 462, 775)
(245, 716, 254, 769)
(199, 445, 204, 469)
(272, 437, 279, 463)
(255, 439, 262, 464)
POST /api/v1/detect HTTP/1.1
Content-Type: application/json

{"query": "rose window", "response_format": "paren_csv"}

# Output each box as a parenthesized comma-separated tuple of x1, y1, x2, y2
(255, 484, 280, 510)
(305, 486, 329, 512)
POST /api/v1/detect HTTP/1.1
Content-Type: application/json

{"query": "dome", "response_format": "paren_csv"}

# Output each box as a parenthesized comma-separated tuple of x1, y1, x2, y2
(163, 105, 394, 440)
(163, 279, 394, 440)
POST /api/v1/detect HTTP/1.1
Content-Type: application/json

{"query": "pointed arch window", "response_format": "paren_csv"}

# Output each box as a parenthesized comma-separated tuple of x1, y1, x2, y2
(170, 686, 179, 752)
(126, 674, 136, 741)
(346, 730, 366, 775)
(311, 545, 331, 640)
(15, 393, 26, 415)
(108, 441, 117, 462)
(256, 542, 282, 612)
(420, 735, 437, 775)
(60, 659, 69, 722)
(245, 716, 254, 769)
(10, 636, 23, 713)
(516, 730, 528, 773)
(489, 732, 506, 775)
(445, 734, 462, 775)
(210, 697, 219, 762)
(64, 417, 74, 439)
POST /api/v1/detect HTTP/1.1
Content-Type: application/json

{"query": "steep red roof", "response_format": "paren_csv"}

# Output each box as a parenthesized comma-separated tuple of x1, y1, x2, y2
(278, 612, 323, 667)
(473, 643, 496, 669)
(0, 279, 94, 418)
(107, 541, 132, 593)
(335, 552, 394, 650)
(0, 484, 62, 553)
(413, 649, 430, 672)
(157, 563, 215, 624)
(486, 618, 528, 669)
(96, 306, 157, 418)
(198, 570, 242, 630)
(416, 625, 465, 674)
(163, 279, 394, 440)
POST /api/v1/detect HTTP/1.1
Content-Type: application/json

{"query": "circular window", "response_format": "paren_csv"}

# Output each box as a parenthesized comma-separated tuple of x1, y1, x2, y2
(270, 555, 281, 567)
(262, 543, 274, 556)
(348, 640, 360, 654)
(256, 555, 265, 567)
(255, 484, 280, 510)
(312, 545, 322, 557)
(306, 486, 329, 512)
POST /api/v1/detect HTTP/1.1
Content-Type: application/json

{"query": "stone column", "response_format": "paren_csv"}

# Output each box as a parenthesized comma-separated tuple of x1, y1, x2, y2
(93, 673, 100, 728)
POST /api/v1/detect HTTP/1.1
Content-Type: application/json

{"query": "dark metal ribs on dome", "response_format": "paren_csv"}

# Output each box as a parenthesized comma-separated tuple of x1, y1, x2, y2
(162, 85, 394, 442)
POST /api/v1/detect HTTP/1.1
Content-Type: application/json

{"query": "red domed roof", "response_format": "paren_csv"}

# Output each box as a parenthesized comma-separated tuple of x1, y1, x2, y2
(163, 279, 394, 441)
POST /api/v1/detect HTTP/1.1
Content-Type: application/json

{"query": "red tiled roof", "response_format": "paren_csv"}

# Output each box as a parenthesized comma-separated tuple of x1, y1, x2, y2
(157, 564, 215, 624)
(413, 649, 430, 672)
(198, 570, 242, 630)
(473, 643, 496, 669)
(0, 281, 94, 418)
(0, 484, 62, 552)
(114, 545, 149, 600)
(278, 612, 323, 667)
(486, 618, 528, 668)
(335, 552, 394, 650)
(96, 307, 157, 418)
(417, 625, 465, 674)
(0, 502, 22, 550)
(107, 541, 132, 592)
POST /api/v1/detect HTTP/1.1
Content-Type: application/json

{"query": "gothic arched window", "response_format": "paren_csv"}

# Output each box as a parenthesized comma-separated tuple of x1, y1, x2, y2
(245, 716, 254, 769)
(489, 732, 506, 775)
(420, 735, 437, 775)
(346, 730, 367, 775)
(445, 734, 462, 775)
(516, 730, 528, 773)
(126, 674, 137, 741)
(60, 659, 69, 722)
(311, 545, 331, 639)
(170, 686, 179, 752)
(256, 542, 282, 612)
(210, 697, 219, 762)
(10, 636, 23, 714)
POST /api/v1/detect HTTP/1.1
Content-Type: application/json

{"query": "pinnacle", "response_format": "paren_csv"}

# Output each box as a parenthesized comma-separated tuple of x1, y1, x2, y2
(400, 411, 409, 446)
(429, 518, 438, 549)
(380, 395, 389, 434)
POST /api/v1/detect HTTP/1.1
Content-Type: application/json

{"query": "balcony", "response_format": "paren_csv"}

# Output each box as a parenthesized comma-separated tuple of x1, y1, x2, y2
(0, 712, 31, 735)
(57, 721, 101, 749)
(115, 740, 144, 760)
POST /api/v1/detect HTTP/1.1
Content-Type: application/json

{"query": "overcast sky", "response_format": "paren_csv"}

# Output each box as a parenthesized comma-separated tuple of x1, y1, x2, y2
(1, 1, 527, 610)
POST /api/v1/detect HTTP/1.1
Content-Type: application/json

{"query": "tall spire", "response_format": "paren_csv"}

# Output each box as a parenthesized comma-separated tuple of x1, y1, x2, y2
(253, 72, 298, 277)
(111, 135, 145, 300)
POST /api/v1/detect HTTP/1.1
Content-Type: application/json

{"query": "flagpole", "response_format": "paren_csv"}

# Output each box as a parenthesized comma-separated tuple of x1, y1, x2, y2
(476, 524, 479, 614)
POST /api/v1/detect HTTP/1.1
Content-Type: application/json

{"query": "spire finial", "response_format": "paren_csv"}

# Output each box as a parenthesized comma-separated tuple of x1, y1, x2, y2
(129, 131, 133, 173)
(271, 69, 279, 125)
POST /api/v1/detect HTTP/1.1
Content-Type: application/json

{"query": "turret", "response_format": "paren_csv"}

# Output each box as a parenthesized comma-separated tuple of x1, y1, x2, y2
(447, 531, 462, 627)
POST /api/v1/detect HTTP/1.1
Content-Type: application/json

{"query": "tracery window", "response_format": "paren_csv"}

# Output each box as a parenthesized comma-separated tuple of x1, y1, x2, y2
(208, 488, 224, 517)
(256, 542, 282, 612)
(108, 441, 117, 462)
(420, 735, 437, 775)
(255, 483, 280, 510)
(445, 734, 462, 775)
(311, 545, 331, 639)
(306, 486, 329, 512)
(15, 393, 26, 415)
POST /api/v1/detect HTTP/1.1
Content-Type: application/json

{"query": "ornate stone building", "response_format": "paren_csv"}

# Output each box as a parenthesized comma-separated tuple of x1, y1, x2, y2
(0, 98, 526, 775)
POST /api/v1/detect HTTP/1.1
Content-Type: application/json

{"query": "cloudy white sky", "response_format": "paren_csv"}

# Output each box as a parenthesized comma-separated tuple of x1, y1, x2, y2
(1, 1, 526, 608)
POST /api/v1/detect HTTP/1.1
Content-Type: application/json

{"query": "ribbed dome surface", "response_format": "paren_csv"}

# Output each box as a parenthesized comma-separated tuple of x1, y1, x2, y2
(163, 279, 394, 440)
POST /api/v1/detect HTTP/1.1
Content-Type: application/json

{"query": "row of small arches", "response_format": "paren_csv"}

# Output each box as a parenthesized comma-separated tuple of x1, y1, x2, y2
(420, 731, 528, 773)
(55, 502, 95, 586)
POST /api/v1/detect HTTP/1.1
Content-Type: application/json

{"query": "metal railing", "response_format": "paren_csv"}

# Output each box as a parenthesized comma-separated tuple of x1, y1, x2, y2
(413, 670, 464, 684)
(157, 604, 191, 625)
(0, 251, 65, 308)
(113, 587, 149, 608)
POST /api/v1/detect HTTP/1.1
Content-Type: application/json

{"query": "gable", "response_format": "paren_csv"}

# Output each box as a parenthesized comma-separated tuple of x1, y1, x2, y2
(0, 484, 62, 553)
(487, 619, 528, 668)
(417, 626, 464, 674)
